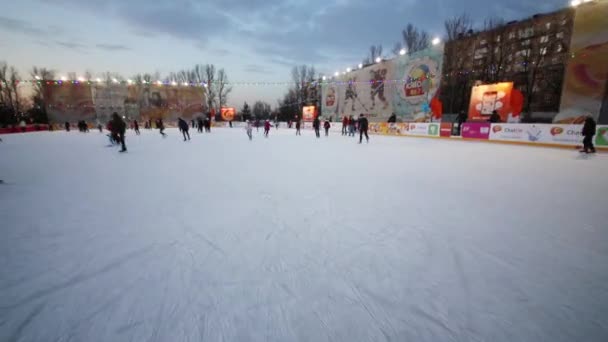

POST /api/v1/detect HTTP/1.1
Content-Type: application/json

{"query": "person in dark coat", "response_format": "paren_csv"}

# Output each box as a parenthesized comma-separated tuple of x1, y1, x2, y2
(488, 110, 501, 123)
(295, 119, 301, 136)
(178, 118, 191, 141)
(110, 112, 127, 152)
(191, 120, 195, 129)
(133, 120, 140, 135)
(454, 110, 467, 136)
(156, 118, 167, 137)
(358, 114, 369, 144)
(324, 120, 331, 136)
(313, 116, 321, 138)
(197, 117, 204, 133)
(387, 113, 397, 123)
(204, 117, 211, 132)
(64, 122, 70, 132)
(581, 116, 597, 153)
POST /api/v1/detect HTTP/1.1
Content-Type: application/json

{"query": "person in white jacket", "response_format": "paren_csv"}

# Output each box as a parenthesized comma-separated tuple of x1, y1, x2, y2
(245, 120, 253, 140)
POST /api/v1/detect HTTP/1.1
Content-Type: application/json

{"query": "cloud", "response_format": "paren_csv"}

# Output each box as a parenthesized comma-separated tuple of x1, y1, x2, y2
(0, 16, 50, 36)
(243, 64, 274, 74)
(96, 43, 131, 51)
(56, 41, 86, 50)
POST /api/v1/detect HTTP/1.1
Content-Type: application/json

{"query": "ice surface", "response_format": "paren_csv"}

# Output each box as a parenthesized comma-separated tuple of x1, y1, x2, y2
(1, 128, 607, 342)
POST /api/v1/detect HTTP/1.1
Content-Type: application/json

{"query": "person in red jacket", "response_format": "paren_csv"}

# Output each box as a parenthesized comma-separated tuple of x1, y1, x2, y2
(342, 116, 348, 135)
(264, 120, 272, 137)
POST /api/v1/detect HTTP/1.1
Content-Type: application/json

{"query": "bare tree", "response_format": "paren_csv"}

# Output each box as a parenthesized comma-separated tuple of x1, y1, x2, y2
(478, 18, 509, 83)
(0, 62, 22, 113)
(363, 45, 383, 64)
(252, 100, 272, 119)
(216, 68, 232, 115)
(392, 42, 403, 56)
(444, 14, 473, 42)
(401, 24, 429, 54)
(30, 66, 55, 100)
(204, 64, 216, 113)
(440, 16, 477, 114)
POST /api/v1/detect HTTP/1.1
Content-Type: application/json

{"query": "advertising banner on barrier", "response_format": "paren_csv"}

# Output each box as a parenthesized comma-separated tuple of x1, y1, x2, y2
(596, 126, 608, 146)
(489, 124, 584, 145)
(407, 123, 439, 136)
(461, 122, 491, 139)
(440, 123, 452, 137)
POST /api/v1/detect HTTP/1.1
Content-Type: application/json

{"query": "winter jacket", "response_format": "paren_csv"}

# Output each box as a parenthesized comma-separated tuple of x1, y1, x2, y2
(358, 116, 369, 130)
(295, 121, 301, 129)
(324, 121, 331, 129)
(111, 115, 126, 134)
(313, 118, 320, 129)
(342, 117, 348, 125)
(582, 117, 596, 137)
(178, 119, 189, 131)
(264, 121, 271, 130)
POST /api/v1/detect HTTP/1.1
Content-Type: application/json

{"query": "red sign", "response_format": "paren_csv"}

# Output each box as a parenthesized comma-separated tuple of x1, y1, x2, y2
(440, 123, 452, 137)
(220, 107, 235, 121)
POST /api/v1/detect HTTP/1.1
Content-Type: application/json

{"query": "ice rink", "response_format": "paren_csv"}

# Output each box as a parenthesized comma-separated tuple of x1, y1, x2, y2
(1, 127, 607, 342)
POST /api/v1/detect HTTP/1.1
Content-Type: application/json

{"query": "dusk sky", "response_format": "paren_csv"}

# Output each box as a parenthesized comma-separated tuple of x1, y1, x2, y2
(2, 0, 567, 107)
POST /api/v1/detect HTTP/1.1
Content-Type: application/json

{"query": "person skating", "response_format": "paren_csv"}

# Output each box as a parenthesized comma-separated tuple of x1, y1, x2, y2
(133, 120, 140, 135)
(324, 119, 331, 137)
(264, 120, 272, 137)
(178, 118, 191, 141)
(358, 114, 369, 144)
(348, 115, 356, 136)
(197, 117, 204, 133)
(581, 116, 597, 153)
(387, 113, 397, 123)
(64, 121, 70, 132)
(245, 120, 253, 140)
(204, 117, 211, 132)
(313, 116, 321, 138)
(156, 118, 167, 137)
(110, 112, 127, 152)
(342, 116, 348, 135)
(295, 119, 301, 136)
(255, 119, 260, 132)
(191, 119, 195, 129)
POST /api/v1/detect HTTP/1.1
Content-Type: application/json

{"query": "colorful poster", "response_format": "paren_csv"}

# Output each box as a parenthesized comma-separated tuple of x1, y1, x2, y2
(595, 126, 608, 146)
(461, 122, 491, 139)
(302, 106, 315, 121)
(468, 82, 514, 122)
(393, 48, 444, 122)
(557, 1, 608, 123)
(43, 83, 95, 123)
(221, 107, 235, 121)
(322, 46, 444, 122)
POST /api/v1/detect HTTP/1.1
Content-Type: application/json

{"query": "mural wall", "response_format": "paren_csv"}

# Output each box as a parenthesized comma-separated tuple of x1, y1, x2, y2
(556, 1, 608, 123)
(44, 84, 206, 123)
(322, 46, 444, 122)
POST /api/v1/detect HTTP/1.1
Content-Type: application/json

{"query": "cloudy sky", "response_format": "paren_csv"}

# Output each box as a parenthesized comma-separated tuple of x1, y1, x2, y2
(2, 0, 566, 107)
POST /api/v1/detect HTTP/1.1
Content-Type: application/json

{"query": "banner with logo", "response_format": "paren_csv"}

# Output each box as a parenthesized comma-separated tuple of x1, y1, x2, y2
(556, 0, 608, 123)
(461, 122, 491, 139)
(596, 126, 608, 146)
(489, 123, 584, 145)
(468, 82, 514, 122)
(407, 123, 440, 136)
(322, 46, 444, 122)
(221, 107, 235, 121)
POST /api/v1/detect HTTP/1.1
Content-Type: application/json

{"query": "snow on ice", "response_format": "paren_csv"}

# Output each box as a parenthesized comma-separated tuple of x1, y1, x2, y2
(1, 128, 607, 341)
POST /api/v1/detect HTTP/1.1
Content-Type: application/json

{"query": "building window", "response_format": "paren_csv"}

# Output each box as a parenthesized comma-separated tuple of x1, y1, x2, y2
(509, 32, 516, 40)
(556, 44, 563, 53)
(522, 39, 531, 46)
(540, 35, 549, 43)
(556, 32, 564, 39)
(540, 47, 548, 55)
(546, 22, 552, 30)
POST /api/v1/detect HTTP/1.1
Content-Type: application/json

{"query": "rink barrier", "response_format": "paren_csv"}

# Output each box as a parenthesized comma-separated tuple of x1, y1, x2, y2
(0, 124, 50, 134)
(361, 122, 608, 151)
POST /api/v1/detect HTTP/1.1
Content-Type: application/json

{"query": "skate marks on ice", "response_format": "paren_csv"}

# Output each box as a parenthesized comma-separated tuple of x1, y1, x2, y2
(0, 243, 158, 310)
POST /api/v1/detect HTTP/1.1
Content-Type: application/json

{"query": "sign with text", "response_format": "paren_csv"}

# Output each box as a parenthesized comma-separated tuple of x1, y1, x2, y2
(461, 122, 491, 139)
